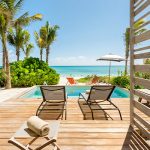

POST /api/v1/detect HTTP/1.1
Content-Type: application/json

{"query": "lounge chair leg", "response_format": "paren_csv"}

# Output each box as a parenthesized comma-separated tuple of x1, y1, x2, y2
(35, 139, 56, 150)
(36, 101, 45, 116)
(108, 100, 123, 120)
(8, 137, 28, 150)
(118, 109, 123, 120)
(52, 142, 61, 150)
(65, 102, 67, 120)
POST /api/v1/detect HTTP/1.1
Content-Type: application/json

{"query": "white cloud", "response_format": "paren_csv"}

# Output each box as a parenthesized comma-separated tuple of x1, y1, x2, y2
(50, 55, 126, 66)
(51, 55, 122, 66)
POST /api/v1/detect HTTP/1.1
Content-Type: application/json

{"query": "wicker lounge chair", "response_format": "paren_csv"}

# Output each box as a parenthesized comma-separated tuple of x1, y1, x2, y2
(8, 121, 60, 150)
(78, 85, 122, 120)
(36, 86, 67, 120)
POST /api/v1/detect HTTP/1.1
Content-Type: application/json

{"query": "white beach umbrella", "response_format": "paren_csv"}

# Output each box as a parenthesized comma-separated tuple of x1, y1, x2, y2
(97, 54, 125, 80)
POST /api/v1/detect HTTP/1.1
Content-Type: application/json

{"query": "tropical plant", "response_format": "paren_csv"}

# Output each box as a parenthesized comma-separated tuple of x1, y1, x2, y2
(0, 69, 5, 87)
(135, 58, 150, 80)
(34, 31, 45, 61)
(40, 22, 59, 64)
(124, 19, 146, 75)
(22, 43, 34, 58)
(7, 27, 30, 60)
(10, 57, 60, 87)
(111, 75, 130, 89)
(0, 0, 42, 89)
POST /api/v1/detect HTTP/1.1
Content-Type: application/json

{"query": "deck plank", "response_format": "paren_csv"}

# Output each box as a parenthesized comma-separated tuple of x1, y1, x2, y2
(0, 97, 149, 149)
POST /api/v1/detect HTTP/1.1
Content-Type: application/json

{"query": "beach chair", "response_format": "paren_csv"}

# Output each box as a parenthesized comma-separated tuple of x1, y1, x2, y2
(78, 85, 122, 120)
(36, 86, 67, 120)
(91, 76, 99, 84)
(66, 77, 77, 85)
(86, 75, 100, 85)
(8, 121, 60, 150)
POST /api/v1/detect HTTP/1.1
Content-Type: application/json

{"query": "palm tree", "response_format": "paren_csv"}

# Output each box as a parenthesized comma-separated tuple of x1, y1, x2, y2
(124, 19, 146, 75)
(34, 31, 45, 61)
(41, 22, 59, 64)
(23, 43, 34, 58)
(7, 27, 30, 61)
(0, 0, 42, 89)
(0, 14, 7, 71)
(124, 28, 130, 75)
(0, 13, 11, 88)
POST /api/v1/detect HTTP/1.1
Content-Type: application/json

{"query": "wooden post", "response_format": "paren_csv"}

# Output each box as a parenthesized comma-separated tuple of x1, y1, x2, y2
(130, 0, 135, 126)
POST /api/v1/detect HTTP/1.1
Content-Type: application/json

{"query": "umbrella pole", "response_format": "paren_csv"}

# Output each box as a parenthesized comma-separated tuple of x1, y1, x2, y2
(108, 61, 111, 82)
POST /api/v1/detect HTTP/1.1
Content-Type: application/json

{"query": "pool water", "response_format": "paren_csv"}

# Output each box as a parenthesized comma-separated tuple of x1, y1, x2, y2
(21, 86, 129, 98)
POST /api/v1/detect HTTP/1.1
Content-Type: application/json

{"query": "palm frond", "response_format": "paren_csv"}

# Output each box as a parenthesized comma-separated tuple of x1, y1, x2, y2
(40, 27, 47, 41)
(14, 0, 24, 14)
(6, 0, 15, 11)
(7, 28, 15, 46)
(0, 14, 7, 29)
(23, 30, 30, 44)
(14, 13, 42, 27)
(0, 1, 8, 10)
(30, 13, 42, 21)
(14, 12, 30, 27)
(34, 31, 45, 48)
(0, 1, 10, 16)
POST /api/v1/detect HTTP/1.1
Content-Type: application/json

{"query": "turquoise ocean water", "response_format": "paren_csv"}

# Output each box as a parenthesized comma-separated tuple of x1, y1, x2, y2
(51, 66, 125, 77)
(0, 65, 126, 77)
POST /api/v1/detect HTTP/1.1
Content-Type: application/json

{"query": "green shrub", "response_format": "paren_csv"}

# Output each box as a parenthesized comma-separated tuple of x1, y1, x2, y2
(77, 75, 94, 83)
(10, 57, 60, 87)
(0, 69, 5, 87)
(77, 75, 111, 84)
(111, 75, 130, 89)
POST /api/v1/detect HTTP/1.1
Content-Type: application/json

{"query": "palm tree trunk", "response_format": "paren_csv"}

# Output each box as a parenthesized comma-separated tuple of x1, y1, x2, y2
(2, 33, 11, 89)
(125, 46, 129, 75)
(26, 53, 29, 58)
(46, 46, 50, 64)
(2, 47, 6, 70)
(125, 58, 128, 75)
(40, 48, 43, 61)
(16, 47, 20, 61)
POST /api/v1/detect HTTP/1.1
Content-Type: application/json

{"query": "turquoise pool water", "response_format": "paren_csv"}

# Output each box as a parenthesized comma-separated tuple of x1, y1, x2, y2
(21, 86, 129, 98)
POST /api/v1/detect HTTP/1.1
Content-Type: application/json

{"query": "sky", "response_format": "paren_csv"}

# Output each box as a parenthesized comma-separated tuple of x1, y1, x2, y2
(0, 0, 130, 66)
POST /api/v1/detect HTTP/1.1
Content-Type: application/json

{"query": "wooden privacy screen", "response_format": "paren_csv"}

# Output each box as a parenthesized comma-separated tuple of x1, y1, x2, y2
(130, 0, 150, 144)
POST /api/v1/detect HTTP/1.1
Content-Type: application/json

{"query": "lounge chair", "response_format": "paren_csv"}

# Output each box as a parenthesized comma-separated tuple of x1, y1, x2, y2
(78, 85, 122, 120)
(36, 86, 67, 120)
(8, 121, 60, 150)
(66, 77, 77, 85)
(90, 76, 100, 85)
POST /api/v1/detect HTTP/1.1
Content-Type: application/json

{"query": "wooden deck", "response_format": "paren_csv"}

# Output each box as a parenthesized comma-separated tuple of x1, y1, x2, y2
(0, 97, 149, 150)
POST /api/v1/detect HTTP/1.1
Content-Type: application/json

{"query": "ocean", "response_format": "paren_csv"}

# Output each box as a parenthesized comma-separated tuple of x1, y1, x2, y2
(51, 66, 126, 77)
(0, 65, 126, 77)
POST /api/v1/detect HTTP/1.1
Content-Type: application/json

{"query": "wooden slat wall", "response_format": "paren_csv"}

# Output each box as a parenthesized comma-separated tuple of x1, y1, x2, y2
(130, 0, 150, 144)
